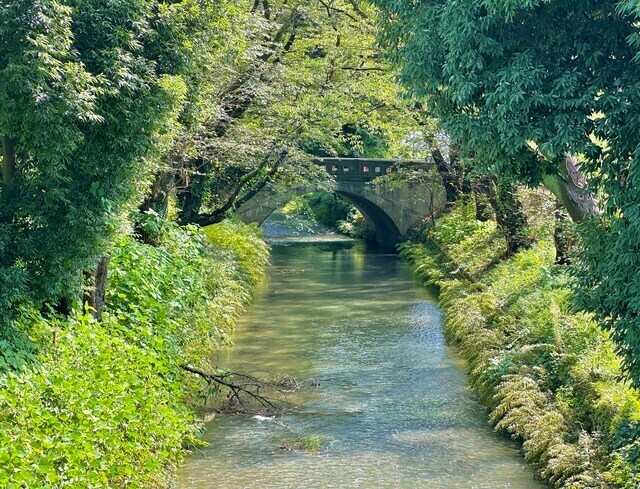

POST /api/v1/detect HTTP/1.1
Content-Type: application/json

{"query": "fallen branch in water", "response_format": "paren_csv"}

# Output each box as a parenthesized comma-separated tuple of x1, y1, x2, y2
(181, 364, 313, 414)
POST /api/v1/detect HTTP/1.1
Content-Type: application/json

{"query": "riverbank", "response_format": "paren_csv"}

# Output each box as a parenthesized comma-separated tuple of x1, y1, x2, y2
(401, 195, 640, 487)
(0, 219, 269, 488)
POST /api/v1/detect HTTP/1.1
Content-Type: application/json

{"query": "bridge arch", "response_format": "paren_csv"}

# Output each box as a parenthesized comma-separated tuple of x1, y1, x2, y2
(334, 189, 402, 245)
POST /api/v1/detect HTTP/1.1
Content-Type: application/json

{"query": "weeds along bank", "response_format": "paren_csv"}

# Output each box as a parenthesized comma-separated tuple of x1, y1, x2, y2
(0, 219, 269, 488)
(401, 196, 640, 488)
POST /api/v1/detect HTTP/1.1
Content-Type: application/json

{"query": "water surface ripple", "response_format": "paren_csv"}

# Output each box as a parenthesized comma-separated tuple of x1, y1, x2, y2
(178, 239, 543, 489)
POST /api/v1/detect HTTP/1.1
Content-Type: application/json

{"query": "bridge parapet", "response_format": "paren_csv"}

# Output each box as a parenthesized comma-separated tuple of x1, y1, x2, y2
(315, 157, 434, 183)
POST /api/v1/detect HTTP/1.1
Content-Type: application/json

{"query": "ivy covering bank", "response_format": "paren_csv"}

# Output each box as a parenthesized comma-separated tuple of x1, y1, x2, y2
(401, 197, 640, 488)
(0, 219, 269, 488)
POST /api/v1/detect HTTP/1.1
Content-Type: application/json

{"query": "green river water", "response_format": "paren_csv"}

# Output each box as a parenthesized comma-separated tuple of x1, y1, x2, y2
(177, 226, 544, 488)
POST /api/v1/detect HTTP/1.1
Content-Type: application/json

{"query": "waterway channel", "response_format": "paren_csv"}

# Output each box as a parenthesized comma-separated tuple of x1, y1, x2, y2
(177, 221, 543, 488)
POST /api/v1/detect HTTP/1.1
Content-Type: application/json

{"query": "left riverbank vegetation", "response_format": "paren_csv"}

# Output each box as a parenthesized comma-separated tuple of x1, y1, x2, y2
(0, 0, 422, 487)
(0, 213, 269, 486)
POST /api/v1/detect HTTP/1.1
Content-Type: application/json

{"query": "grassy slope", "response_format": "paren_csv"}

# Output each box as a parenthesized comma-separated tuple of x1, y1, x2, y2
(401, 194, 640, 488)
(0, 219, 269, 488)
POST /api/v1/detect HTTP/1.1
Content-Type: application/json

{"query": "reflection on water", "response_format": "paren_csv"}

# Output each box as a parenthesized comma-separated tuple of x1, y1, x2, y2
(177, 238, 543, 489)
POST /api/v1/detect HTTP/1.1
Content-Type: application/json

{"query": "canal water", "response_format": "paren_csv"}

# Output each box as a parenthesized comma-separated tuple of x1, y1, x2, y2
(177, 223, 543, 488)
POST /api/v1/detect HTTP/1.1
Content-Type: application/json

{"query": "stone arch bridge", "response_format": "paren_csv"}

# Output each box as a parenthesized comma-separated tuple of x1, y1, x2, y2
(235, 158, 446, 247)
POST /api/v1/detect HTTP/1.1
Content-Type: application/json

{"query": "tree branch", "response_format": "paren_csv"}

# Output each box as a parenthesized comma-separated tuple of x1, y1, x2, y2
(181, 364, 305, 413)
(192, 149, 289, 227)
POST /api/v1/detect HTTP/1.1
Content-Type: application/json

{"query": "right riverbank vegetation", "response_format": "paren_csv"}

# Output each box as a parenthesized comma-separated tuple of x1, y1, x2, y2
(402, 194, 640, 487)
(3, 0, 640, 487)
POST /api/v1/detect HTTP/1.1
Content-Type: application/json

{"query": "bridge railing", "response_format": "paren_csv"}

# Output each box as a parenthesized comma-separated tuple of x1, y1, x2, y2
(314, 157, 434, 183)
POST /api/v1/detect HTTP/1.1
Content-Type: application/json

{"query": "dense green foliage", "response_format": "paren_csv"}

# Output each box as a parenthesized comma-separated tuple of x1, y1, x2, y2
(372, 0, 635, 192)
(142, 0, 423, 227)
(282, 192, 354, 230)
(0, 0, 194, 315)
(374, 0, 640, 387)
(402, 198, 640, 487)
(0, 220, 268, 488)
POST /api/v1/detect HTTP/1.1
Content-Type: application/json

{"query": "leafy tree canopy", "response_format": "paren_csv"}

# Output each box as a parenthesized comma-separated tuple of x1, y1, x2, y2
(373, 0, 640, 385)
(0, 0, 202, 315)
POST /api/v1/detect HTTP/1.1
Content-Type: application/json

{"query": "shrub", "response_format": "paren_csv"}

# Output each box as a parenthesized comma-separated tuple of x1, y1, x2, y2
(0, 219, 269, 488)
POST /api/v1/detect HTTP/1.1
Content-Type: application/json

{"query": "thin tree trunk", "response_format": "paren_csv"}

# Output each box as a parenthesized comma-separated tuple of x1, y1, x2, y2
(191, 150, 287, 227)
(487, 179, 531, 257)
(84, 254, 110, 321)
(178, 158, 211, 225)
(472, 177, 492, 222)
(553, 200, 573, 265)
(431, 147, 463, 205)
(139, 171, 174, 218)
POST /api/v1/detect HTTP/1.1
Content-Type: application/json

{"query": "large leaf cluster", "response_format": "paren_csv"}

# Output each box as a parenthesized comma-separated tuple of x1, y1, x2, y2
(375, 0, 632, 178)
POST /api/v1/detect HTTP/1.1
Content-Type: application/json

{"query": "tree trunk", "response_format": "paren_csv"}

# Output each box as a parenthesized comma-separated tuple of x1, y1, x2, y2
(190, 150, 287, 227)
(84, 254, 110, 321)
(487, 179, 531, 257)
(553, 200, 573, 265)
(431, 147, 463, 205)
(139, 171, 174, 218)
(541, 153, 599, 222)
(472, 177, 492, 222)
(177, 158, 211, 225)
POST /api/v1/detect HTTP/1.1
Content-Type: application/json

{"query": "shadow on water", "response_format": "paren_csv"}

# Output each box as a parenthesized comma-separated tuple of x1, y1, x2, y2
(177, 213, 546, 489)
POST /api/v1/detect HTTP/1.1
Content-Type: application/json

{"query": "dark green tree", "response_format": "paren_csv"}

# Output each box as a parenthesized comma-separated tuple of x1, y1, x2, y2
(373, 0, 640, 385)
(0, 0, 185, 318)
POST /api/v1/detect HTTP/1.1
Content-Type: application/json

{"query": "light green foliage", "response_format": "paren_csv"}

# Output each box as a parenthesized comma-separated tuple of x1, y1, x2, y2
(171, 0, 424, 225)
(204, 219, 270, 293)
(303, 192, 353, 230)
(281, 192, 366, 236)
(108, 225, 226, 368)
(0, 311, 196, 488)
(337, 209, 373, 240)
(432, 202, 505, 279)
(0, 220, 268, 488)
(398, 242, 445, 286)
(402, 198, 640, 487)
